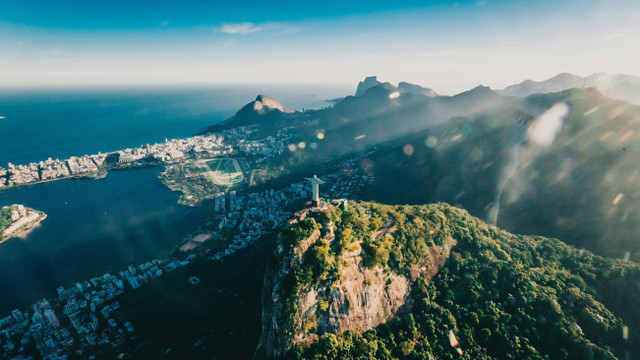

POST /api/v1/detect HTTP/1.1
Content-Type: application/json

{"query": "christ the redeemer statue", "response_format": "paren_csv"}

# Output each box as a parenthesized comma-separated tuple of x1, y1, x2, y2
(307, 175, 324, 207)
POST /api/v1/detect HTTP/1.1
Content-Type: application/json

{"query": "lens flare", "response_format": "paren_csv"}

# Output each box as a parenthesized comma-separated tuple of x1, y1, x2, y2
(612, 193, 624, 205)
(526, 102, 570, 146)
(403, 144, 414, 156)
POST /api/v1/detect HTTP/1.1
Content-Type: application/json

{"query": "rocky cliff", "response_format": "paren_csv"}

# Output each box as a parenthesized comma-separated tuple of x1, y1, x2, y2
(255, 203, 458, 359)
(355, 76, 382, 96)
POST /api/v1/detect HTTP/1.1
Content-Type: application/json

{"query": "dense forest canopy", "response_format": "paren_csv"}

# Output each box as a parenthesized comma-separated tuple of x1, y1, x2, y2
(276, 202, 640, 360)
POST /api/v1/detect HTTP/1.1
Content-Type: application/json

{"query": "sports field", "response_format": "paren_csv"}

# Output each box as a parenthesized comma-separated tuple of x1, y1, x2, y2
(197, 158, 244, 185)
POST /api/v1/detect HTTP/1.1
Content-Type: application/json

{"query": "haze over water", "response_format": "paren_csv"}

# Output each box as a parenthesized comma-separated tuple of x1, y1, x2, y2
(0, 85, 349, 166)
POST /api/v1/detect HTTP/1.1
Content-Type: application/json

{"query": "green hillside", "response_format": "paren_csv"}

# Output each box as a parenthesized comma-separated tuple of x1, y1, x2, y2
(356, 89, 640, 260)
(271, 202, 639, 360)
(208, 85, 640, 261)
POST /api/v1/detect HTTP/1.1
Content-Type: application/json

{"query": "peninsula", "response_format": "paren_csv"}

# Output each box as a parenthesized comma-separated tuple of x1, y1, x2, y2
(0, 204, 47, 243)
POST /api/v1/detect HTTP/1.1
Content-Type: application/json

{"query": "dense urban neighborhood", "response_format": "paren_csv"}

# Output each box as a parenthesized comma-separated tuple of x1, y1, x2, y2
(0, 124, 291, 190)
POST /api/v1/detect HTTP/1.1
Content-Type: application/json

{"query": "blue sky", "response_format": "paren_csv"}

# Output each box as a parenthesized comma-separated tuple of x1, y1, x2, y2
(1, 0, 639, 93)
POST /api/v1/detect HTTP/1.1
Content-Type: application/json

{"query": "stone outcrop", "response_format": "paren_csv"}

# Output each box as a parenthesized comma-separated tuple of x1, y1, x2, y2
(256, 213, 457, 359)
(355, 76, 382, 97)
(300, 252, 409, 342)
(251, 95, 295, 115)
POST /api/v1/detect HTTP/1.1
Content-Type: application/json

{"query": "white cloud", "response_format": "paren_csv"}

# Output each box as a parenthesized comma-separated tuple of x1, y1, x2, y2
(219, 23, 263, 35)
(218, 22, 302, 36)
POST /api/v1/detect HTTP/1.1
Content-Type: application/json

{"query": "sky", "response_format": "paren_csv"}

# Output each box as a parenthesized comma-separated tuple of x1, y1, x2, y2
(1, 0, 640, 94)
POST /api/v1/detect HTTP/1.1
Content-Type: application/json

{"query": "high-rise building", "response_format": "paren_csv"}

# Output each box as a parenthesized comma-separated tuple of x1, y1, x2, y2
(11, 309, 24, 323)
(44, 310, 59, 328)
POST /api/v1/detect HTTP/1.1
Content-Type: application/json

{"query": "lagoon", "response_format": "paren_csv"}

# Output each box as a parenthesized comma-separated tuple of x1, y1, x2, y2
(0, 167, 203, 314)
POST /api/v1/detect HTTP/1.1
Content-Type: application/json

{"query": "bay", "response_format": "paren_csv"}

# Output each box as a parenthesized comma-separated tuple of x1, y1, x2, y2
(0, 167, 204, 314)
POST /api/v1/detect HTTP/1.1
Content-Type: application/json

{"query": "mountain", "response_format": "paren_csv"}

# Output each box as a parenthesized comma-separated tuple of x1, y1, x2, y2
(257, 201, 640, 359)
(106, 76, 640, 360)
(359, 88, 640, 260)
(614, 81, 640, 104)
(207, 80, 640, 261)
(355, 76, 382, 97)
(200, 94, 296, 134)
(501, 72, 640, 105)
(398, 81, 437, 96)
(500, 73, 584, 97)
(308, 83, 508, 153)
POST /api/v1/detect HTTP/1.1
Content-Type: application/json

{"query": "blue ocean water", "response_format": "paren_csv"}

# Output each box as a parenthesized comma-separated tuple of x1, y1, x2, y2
(0, 84, 350, 166)
(0, 85, 351, 314)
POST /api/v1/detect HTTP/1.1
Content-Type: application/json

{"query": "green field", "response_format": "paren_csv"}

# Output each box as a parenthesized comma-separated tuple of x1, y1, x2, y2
(199, 158, 244, 185)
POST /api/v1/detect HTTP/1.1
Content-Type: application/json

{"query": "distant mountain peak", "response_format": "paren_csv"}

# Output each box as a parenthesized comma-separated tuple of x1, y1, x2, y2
(453, 84, 498, 98)
(500, 73, 584, 97)
(398, 82, 438, 97)
(469, 84, 491, 91)
(355, 76, 382, 97)
(251, 94, 294, 114)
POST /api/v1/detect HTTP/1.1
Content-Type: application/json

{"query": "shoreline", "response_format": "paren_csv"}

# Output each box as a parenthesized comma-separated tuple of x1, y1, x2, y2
(0, 171, 107, 192)
(0, 210, 47, 245)
(1, 131, 235, 193)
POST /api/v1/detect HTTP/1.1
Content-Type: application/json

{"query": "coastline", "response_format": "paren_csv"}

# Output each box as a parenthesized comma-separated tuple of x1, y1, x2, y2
(0, 131, 234, 193)
(0, 166, 206, 315)
(0, 209, 47, 245)
(0, 170, 107, 193)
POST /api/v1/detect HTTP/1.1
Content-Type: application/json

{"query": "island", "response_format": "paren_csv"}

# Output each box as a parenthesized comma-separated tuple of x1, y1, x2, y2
(0, 204, 47, 244)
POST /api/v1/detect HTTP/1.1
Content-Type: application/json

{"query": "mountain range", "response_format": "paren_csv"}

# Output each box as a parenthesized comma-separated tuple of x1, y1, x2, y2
(111, 73, 640, 360)
(499, 72, 640, 105)
(212, 73, 640, 261)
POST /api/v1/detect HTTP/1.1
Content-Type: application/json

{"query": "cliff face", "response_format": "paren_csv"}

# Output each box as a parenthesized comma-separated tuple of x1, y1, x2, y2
(256, 232, 411, 359)
(256, 204, 458, 359)
(355, 76, 382, 97)
(296, 244, 410, 344)
(252, 95, 295, 115)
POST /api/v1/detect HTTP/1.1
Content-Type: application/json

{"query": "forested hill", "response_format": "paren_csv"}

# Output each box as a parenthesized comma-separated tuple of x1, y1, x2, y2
(203, 79, 640, 262)
(261, 201, 640, 360)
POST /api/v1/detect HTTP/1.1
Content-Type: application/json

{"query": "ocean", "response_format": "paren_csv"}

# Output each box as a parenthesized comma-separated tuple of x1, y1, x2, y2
(0, 84, 350, 166)
(0, 84, 350, 314)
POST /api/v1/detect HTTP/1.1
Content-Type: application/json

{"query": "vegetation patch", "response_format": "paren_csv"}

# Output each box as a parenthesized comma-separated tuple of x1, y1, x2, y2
(291, 202, 640, 360)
